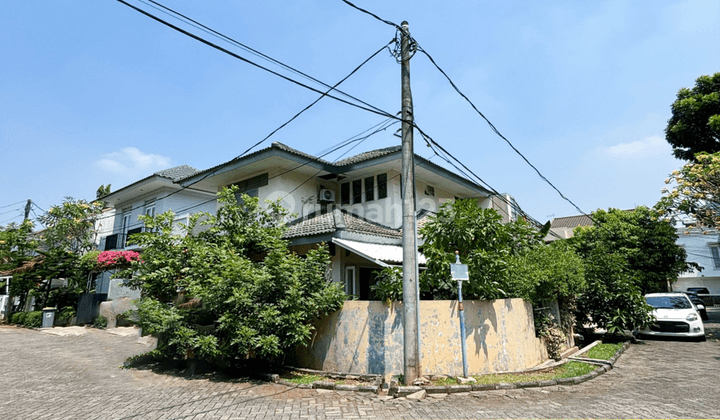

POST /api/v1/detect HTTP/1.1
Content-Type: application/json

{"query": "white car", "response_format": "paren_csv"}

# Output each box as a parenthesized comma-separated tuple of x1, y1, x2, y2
(639, 292, 705, 341)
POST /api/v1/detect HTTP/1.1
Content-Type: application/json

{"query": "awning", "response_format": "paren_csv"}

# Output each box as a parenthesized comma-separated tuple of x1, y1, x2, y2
(332, 238, 427, 267)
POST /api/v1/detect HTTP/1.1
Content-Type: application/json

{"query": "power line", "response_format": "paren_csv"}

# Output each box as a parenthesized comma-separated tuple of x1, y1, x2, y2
(338, 1, 595, 228)
(281, 118, 398, 201)
(115, 0, 398, 121)
(340, 0, 403, 31)
(0, 214, 23, 225)
(31, 202, 46, 214)
(0, 201, 25, 210)
(0, 208, 23, 217)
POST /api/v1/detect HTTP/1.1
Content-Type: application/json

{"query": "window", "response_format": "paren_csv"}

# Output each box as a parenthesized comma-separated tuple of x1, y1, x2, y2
(121, 211, 132, 248)
(425, 185, 435, 197)
(104, 234, 119, 251)
(352, 180, 362, 204)
(377, 174, 387, 199)
(345, 266, 357, 298)
(341, 182, 350, 205)
(711, 245, 720, 268)
(231, 173, 268, 203)
(144, 202, 156, 218)
(364, 177, 375, 202)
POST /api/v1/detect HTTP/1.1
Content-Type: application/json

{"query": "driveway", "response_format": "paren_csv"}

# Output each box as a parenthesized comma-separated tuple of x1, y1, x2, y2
(1, 310, 719, 419)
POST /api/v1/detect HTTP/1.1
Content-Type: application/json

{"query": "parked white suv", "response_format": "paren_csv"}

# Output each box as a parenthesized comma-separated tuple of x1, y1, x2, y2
(639, 292, 705, 341)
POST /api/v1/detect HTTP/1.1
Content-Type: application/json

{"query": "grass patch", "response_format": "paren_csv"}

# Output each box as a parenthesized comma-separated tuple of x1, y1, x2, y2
(587, 343, 622, 360)
(471, 361, 595, 384)
(431, 376, 460, 386)
(280, 372, 325, 385)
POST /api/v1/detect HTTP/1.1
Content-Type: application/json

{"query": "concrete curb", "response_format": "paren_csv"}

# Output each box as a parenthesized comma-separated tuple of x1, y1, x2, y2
(386, 341, 631, 398)
(261, 341, 632, 398)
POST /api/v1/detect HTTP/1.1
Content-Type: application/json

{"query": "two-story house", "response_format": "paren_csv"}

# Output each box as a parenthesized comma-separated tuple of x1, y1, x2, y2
(176, 142, 522, 299)
(96, 142, 528, 300)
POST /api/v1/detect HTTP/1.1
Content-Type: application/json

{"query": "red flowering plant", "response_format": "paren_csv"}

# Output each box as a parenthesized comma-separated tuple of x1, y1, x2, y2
(96, 250, 142, 270)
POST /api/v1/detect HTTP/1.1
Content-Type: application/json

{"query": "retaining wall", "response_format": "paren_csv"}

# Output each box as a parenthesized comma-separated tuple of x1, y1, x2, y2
(292, 298, 547, 379)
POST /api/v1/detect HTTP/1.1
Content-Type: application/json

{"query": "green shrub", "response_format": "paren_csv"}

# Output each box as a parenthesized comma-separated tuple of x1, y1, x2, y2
(58, 306, 76, 321)
(93, 315, 108, 329)
(24, 311, 42, 328)
(11, 311, 26, 325)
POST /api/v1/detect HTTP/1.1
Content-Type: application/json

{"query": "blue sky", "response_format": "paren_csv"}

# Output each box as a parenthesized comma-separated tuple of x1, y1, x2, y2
(1, 0, 718, 225)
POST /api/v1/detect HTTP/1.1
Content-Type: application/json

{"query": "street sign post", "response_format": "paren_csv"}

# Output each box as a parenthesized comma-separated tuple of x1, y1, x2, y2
(451, 251, 469, 378)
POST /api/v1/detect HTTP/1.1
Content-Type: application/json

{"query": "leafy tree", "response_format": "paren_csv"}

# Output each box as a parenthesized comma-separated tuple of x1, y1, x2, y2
(665, 72, 720, 160)
(572, 207, 694, 295)
(120, 187, 345, 364)
(96, 184, 112, 200)
(38, 198, 104, 254)
(419, 199, 544, 300)
(572, 246, 653, 335)
(506, 240, 585, 305)
(569, 207, 692, 333)
(0, 221, 39, 310)
(657, 151, 720, 228)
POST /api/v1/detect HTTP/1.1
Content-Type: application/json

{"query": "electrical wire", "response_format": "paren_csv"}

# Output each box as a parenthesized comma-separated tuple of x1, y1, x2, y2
(0, 214, 23, 225)
(0, 201, 25, 210)
(115, 0, 398, 121)
(0, 208, 23, 217)
(32, 202, 46, 214)
(414, 47, 595, 224)
(340, 0, 403, 31)
(338, 0, 594, 231)
(280, 118, 398, 201)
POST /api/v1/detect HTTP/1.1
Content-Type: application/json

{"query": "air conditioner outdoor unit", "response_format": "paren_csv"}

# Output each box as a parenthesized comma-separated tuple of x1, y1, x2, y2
(319, 189, 336, 203)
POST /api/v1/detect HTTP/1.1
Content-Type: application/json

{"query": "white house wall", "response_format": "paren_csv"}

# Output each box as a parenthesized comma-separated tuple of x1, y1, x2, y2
(674, 228, 720, 294)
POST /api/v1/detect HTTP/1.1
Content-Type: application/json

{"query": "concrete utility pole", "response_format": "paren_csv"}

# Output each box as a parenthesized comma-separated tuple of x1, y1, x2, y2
(24, 199, 31, 221)
(400, 20, 421, 384)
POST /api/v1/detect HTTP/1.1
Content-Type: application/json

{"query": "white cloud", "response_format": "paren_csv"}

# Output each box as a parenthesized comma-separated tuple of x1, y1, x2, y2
(95, 147, 172, 175)
(603, 135, 670, 157)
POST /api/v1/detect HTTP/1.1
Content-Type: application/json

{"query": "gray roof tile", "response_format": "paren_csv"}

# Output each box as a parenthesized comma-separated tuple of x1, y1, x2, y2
(334, 146, 401, 166)
(550, 215, 593, 229)
(154, 165, 200, 182)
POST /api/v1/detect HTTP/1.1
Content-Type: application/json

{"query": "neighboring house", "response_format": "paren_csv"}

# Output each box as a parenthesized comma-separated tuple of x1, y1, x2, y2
(544, 214, 593, 242)
(93, 165, 217, 294)
(673, 226, 720, 296)
(95, 142, 531, 300)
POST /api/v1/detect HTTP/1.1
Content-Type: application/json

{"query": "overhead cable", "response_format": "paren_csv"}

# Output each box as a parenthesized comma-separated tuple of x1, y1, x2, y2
(115, 0, 397, 120)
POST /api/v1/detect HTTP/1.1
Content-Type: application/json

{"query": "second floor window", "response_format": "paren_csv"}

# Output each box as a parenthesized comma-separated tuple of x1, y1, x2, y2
(377, 174, 387, 199)
(710, 245, 720, 268)
(231, 173, 268, 203)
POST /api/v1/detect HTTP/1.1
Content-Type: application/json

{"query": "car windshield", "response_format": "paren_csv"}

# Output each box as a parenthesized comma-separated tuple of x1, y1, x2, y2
(646, 296, 692, 309)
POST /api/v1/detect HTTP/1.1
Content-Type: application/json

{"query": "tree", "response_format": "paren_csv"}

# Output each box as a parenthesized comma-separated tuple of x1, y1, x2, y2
(96, 184, 112, 200)
(572, 207, 693, 295)
(419, 199, 544, 300)
(38, 198, 104, 254)
(0, 221, 39, 310)
(657, 151, 720, 228)
(569, 207, 694, 333)
(665, 72, 720, 161)
(120, 187, 345, 364)
(506, 240, 585, 305)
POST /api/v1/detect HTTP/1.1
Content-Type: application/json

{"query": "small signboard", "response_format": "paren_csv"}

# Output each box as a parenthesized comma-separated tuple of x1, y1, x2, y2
(450, 263, 469, 281)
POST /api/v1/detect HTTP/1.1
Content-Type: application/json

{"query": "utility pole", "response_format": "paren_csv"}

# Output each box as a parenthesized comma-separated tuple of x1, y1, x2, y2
(400, 20, 421, 385)
(24, 199, 32, 221)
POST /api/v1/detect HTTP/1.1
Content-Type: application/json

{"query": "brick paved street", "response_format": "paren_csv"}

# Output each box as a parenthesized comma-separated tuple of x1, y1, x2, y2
(2, 309, 720, 419)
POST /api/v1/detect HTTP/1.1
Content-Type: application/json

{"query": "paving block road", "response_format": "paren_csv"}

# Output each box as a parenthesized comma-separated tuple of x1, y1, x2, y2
(2, 309, 720, 419)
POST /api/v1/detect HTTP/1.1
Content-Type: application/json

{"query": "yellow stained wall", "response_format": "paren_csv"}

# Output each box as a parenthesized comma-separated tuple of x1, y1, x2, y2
(293, 299, 547, 378)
